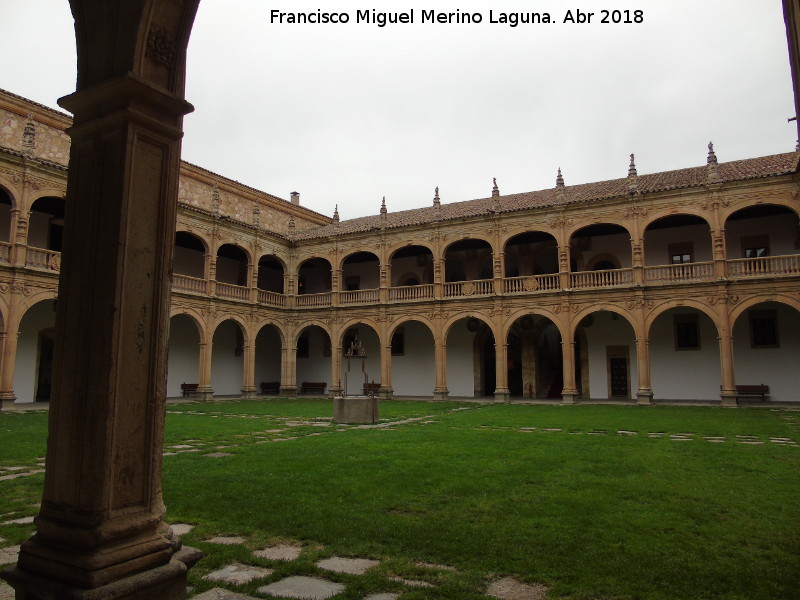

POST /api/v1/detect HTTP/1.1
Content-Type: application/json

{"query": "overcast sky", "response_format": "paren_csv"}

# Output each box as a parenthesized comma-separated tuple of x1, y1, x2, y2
(1, 1, 795, 219)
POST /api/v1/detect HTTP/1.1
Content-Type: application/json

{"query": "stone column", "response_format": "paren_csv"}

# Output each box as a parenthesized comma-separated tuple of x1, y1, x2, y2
(241, 342, 257, 398)
(494, 341, 510, 401)
(208, 256, 217, 296)
(197, 339, 214, 401)
(2, 75, 200, 599)
(379, 263, 390, 303)
(329, 344, 343, 397)
(433, 258, 444, 299)
(718, 305, 738, 407)
(203, 252, 212, 294)
(433, 340, 449, 400)
(712, 229, 728, 279)
(558, 244, 571, 290)
(279, 344, 297, 396)
(560, 330, 578, 404)
(631, 237, 644, 286)
(635, 335, 654, 405)
(379, 342, 394, 399)
(0, 329, 18, 408)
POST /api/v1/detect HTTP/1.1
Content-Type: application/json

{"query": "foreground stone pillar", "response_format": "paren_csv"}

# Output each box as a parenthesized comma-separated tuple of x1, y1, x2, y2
(241, 342, 257, 398)
(279, 344, 297, 396)
(1, 74, 199, 598)
(197, 339, 214, 401)
(560, 332, 578, 404)
(494, 342, 510, 402)
(635, 336, 654, 405)
(0, 329, 19, 407)
(433, 340, 449, 400)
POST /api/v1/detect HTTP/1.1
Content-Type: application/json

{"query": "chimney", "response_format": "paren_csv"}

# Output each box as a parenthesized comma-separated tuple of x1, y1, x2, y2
(290, 191, 300, 205)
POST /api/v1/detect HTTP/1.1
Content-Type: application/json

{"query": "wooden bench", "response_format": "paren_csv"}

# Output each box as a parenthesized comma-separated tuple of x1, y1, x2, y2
(260, 381, 280, 395)
(181, 383, 199, 397)
(735, 384, 769, 402)
(363, 382, 381, 396)
(301, 381, 327, 395)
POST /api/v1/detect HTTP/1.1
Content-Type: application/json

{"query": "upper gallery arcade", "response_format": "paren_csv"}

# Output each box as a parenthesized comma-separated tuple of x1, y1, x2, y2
(1, 87, 799, 408)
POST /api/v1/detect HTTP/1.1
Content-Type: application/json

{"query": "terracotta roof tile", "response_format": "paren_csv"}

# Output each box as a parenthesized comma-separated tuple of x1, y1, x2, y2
(292, 152, 798, 241)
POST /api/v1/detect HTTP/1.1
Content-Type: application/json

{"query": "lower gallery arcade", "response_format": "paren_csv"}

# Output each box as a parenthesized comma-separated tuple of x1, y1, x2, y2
(1, 88, 800, 408)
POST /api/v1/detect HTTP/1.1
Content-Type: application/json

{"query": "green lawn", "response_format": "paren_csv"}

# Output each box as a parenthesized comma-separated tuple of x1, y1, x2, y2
(2, 400, 798, 599)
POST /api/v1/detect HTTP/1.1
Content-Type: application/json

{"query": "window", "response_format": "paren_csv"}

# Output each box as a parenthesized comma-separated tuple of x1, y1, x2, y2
(668, 242, 693, 264)
(749, 310, 779, 348)
(674, 314, 700, 350)
(741, 235, 769, 259)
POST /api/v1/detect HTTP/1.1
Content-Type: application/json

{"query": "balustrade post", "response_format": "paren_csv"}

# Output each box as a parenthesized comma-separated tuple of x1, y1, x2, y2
(558, 244, 571, 290)
(434, 258, 444, 299)
(631, 238, 644, 286)
(208, 257, 217, 296)
(713, 229, 728, 279)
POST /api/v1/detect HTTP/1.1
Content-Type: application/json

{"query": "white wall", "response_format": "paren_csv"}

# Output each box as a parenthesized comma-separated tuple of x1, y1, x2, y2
(446, 320, 478, 397)
(650, 308, 720, 400)
(732, 302, 800, 403)
(211, 320, 244, 395)
(167, 315, 200, 397)
(644, 223, 713, 265)
(574, 232, 631, 269)
(342, 258, 380, 289)
(584, 311, 638, 400)
(13, 300, 56, 403)
(27, 212, 51, 248)
(391, 254, 431, 285)
(254, 326, 282, 388)
(391, 321, 435, 396)
(216, 254, 244, 285)
(296, 326, 332, 391)
(299, 260, 331, 294)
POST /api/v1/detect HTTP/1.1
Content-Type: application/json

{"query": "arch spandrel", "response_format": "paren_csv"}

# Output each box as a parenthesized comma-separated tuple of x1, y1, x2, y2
(568, 304, 639, 338)
(210, 314, 251, 344)
(0, 179, 22, 210)
(168, 306, 207, 340)
(175, 228, 211, 254)
(294, 320, 333, 346)
(442, 312, 499, 340)
(338, 249, 381, 271)
(253, 320, 288, 347)
(566, 219, 634, 241)
(215, 242, 253, 266)
(500, 227, 558, 248)
(387, 241, 436, 260)
(721, 198, 800, 222)
(387, 316, 437, 340)
(337, 318, 382, 342)
(642, 210, 713, 232)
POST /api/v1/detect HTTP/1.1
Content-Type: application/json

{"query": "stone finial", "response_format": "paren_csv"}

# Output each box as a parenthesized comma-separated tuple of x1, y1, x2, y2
(288, 215, 296, 232)
(627, 154, 639, 194)
(707, 141, 718, 165)
(380, 196, 387, 215)
(333, 204, 340, 224)
(433, 186, 440, 207)
(253, 202, 260, 227)
(290, 191, 300, 205)
(492, 177, 500, 198)
(707, 141, 720, 183)
(556, 167, 565, 188)
(627, 154, 637, 178)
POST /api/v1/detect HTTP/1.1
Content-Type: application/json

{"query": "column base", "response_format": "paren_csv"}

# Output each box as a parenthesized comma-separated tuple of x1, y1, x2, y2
(240, 388, 257, 399)
(197, 387, 213, 402)
(328, 386, 342, 399)
(494, 388, 510, 402)
(378, 386, 393, 400)
(720, 391, 739, 407)
(636, 390, 654, 405)
(1, 546, 202, 600)
(560, 392, 578, 404)
(433, 388, 449, 401)
(0, 398, 15, 411)
(279, 386, 297, 397)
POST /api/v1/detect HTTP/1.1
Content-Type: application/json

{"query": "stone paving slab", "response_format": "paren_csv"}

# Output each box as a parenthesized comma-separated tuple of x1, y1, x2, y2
(204, 452, 235, 458)
(364, 594, 399, 600)
(316, 556, 380, 575)
(388, 576, 434, 588)
(1, 516, 34, 525)
(486, 576, 548, 600)
(257, 576, 345, 599)
(0, 545, 20, 566)
(206, 536, 247, 545)
(191, 588, 260, 600)
(171, 523, 195, 536)
(415, 561, 457, 571)
(253, 544, 303, 561)
(203, 563, 274, 584)
(0, 581, 15, 600)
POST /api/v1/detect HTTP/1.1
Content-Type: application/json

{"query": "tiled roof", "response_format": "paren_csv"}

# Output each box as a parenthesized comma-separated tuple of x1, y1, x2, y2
(292, 152, 799, 241)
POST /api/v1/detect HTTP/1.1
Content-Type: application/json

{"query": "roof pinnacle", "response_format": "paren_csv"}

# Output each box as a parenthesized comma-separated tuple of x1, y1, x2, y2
(491, 177, 500, 198)
(707, 141, 718, 165)
(333, 204, 339, 224)
(706, 141, 720, 183)
(627, 154, 639, 194)
(380, 196, 387, 215)
(433, 186, 440, 207)
(556, 167, 565, 188)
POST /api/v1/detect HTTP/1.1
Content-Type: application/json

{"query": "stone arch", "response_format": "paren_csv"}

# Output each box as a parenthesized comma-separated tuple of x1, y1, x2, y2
(642, 209, 712, 230)
(729, 293, 800, 323)
(502, 230, 559, 277)
(444, 313, 496, 397)
(723, 203, 800, 260)
(210, 317, 247, 395)
(387, 240, 435, 259)
(27, 195, 66, 251)
(168, 306, 208, 340)
(254, 322, 284, 394)
(569, 222, 633, 271)
(340, 250, 381, 291)
(253, 318, 288, 347)
(257, 254, 286, 293)
(0, 183, 15, 245)
(645, 299, 722, 336)
(293, 319, 332, 346)
(721, 198, 800, 223)
(0, 178, 21, 211)
(505, 312, 566, 399)
(389, 244, 435, 286)
(210, 313, 250, 344)
(15, 289, 60, 320)
(295, 322, 333, 394)
(174, 230, 207, 279)
(215, 242, 250, 286)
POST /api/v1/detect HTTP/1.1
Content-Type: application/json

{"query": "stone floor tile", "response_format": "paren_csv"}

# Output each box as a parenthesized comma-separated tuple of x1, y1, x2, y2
(0, 582, 15, 600)
(257, 575, 345, 599)
(206, 536, 247, 545)
(171, 523, 195, 536)
(203, 563, 274, 584)
(253, 544, 302, 561)
(1, 516, 34, 525)
(0, 545, 20, 566)
(364, 594, 399, 600)
(486, 576, 548, 600)
(204, 452, 235, 458)
(388, 576, 433, 588)
(415, 561, 457, 571)
(316, 556, 380, 575)
(191, 588, 260, 600)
